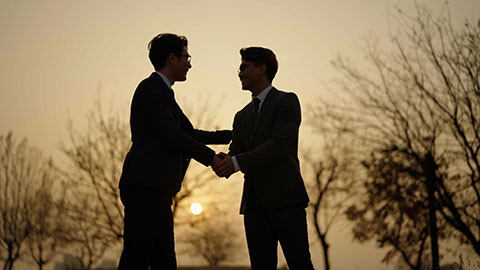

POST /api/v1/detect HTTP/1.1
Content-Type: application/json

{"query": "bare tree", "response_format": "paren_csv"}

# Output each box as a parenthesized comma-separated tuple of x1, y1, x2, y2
(180, 206, 240, 268)
(331, 2, 480, 266)
(60, 192, 112, 270)
(0, 132, 41, 270)
(61, 96, 129, 243)
(303, 103, 360, 270)
(345, 146, 450, 270)
(25, 160, 68, 270)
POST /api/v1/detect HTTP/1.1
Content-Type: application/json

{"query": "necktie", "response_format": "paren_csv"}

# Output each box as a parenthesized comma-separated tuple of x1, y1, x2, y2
(251, 98, 260, 129)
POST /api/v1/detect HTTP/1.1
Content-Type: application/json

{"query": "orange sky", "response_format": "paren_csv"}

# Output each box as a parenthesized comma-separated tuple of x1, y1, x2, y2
(1, 0, 479, 269)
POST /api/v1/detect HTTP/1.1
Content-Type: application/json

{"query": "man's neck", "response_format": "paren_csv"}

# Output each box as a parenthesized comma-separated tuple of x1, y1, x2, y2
(156, 68, 175, 86)
(250, 80, 271, 96)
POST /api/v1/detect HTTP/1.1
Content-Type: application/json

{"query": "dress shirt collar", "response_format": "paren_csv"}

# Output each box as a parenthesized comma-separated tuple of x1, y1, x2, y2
(252, 85, 273, 105)
(155, 71, 172, 90)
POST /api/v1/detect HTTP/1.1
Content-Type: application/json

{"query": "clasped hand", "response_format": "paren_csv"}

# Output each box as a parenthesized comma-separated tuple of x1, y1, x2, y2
(211, 152, 234, 178)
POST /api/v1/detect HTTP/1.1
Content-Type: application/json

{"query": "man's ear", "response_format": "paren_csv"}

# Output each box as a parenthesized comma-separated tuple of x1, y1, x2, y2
(167, 53, 177, 65)
(259, 64, 267, 75)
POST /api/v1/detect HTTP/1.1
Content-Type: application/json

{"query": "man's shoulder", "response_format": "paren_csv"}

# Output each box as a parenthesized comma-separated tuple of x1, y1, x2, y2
(270, 88, 299, 104)
(141, 73, 166, 86)
(239, 102, 251, 112)
(232, 105, 247, 123)
(135, 73, 170, 94)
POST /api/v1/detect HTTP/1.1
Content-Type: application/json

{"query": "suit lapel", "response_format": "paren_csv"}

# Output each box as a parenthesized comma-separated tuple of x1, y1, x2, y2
(248, 88, 277, 146)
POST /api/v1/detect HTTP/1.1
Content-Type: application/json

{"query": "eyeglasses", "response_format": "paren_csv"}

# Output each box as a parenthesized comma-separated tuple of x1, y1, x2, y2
(179, 54, 191, 62)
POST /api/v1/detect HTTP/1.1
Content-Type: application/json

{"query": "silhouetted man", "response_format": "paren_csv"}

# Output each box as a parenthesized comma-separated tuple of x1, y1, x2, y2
(118, 33, 231, 270)
(214, 47, 314, 269)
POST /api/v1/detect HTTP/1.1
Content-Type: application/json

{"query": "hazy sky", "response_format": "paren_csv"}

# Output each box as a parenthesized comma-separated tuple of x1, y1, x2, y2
(1, 0, 479, 269)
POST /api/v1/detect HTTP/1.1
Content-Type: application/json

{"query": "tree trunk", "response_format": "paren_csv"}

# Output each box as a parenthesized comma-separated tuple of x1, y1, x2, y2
(313, 216, 330, 270)
(423, 153, 440, 270)
(3, 260, 13, 270)
(319, 234, 330, 270)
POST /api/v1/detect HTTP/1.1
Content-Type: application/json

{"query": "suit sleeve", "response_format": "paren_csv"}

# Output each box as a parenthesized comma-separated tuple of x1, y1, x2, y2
(143, 86, 215, 167)
(178, 110, 232, 145)
(235, 93, 300, 172)
(191, 130, 232, 144)
(228, 112, 243, 157)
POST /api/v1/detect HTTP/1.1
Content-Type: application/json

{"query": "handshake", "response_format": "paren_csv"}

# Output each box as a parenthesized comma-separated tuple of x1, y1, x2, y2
(211, 152, 235, 178)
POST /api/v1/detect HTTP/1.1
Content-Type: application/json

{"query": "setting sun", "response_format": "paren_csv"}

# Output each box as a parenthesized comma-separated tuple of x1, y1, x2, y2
(190, 203, 203, 215)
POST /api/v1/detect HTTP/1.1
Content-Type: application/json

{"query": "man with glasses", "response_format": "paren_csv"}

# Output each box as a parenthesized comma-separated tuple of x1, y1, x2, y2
(118, 33, 232, 270)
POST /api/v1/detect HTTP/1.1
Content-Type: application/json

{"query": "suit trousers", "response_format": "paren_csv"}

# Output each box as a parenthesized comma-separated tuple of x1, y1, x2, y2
(118, 186, 177, 270)
(244, 190, 314, 270)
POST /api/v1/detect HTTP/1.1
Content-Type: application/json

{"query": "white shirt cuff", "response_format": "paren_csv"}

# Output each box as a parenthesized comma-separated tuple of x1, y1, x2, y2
(232, 156, 240, 172)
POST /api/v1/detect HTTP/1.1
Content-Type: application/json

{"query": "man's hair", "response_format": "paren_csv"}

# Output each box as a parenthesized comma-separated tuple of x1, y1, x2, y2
(240, 47, 278, 82)
(148, 33, 188, 70)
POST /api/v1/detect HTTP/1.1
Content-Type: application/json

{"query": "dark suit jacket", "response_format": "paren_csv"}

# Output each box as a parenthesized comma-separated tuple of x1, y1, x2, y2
(119, 72, 232, 196)
(229, 87, 309, 214)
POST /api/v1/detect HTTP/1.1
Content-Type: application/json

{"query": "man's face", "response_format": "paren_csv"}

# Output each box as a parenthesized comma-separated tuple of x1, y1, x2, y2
(173, 46, 192, 82)
(238, 60, 263, 91)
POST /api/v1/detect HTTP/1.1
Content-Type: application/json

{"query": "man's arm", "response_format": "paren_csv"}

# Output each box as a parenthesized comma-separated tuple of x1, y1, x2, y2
(179, 110, 232, 145)
(192, 130, 233, 144)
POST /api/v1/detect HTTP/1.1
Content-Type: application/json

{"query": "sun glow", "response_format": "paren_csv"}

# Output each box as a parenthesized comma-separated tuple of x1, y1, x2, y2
(190, 203, 203, 215)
